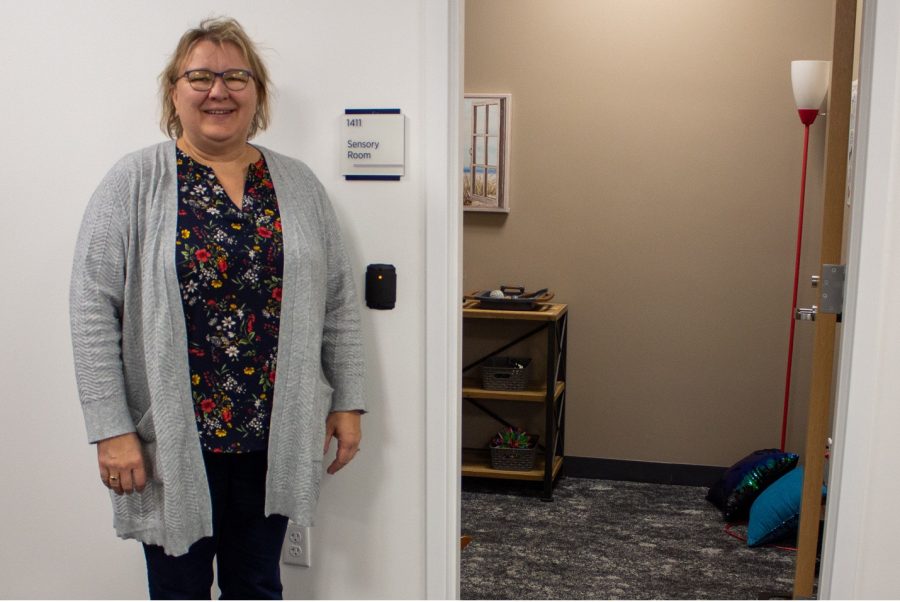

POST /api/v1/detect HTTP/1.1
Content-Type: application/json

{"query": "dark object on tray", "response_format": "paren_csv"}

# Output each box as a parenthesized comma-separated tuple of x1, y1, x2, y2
(467, 285, 553, 310)
(706, 449, 799, 522)
(490, 437, 539, 471)
(481, 357, 531, 390)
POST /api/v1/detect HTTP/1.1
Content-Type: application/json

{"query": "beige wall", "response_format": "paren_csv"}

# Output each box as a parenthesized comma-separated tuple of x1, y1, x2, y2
(463, 0, 834, 466)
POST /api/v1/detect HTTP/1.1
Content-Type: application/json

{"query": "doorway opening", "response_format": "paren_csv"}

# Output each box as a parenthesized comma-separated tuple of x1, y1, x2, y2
(454, 1, 858, 598)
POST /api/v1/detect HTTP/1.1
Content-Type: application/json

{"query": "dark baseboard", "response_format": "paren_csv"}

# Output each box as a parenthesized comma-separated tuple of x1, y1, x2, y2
(564, 456, 725, 488)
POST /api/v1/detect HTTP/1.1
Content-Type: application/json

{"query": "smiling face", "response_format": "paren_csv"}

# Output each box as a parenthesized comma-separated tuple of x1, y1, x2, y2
(172, 40, 258, 156)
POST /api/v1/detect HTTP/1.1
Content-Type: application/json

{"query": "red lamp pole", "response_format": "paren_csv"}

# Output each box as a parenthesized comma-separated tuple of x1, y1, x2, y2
(780, 109, 819, 452)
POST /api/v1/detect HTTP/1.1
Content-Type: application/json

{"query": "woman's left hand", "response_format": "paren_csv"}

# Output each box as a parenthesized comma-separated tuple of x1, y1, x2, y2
(323, 411, 362, 474)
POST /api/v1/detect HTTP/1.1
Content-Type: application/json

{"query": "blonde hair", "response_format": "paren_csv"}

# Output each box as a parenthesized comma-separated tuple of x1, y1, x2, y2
(159, 17, 271, 139)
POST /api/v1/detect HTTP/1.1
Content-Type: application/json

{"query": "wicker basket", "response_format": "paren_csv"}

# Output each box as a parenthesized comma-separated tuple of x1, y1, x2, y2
(490, 444, 538, 471)
(480, 357, 531, 391)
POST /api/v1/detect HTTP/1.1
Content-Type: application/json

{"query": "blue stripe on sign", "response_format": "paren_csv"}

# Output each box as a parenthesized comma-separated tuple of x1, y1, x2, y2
(345, 108, 401, 114)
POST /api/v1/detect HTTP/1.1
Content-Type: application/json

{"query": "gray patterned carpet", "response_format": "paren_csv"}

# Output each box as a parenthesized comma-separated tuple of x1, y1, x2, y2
(461, 477, 797, 599)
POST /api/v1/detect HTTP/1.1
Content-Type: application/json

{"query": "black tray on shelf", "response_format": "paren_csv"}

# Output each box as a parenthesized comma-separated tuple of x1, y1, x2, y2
(467, 286, 553, 311)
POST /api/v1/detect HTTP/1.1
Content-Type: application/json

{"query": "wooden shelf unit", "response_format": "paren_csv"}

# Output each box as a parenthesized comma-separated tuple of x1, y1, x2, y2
(462, 300, 568, 321)
(462, 301, 568, 500)
(462, 380, 565, 403)
(461, 449, 564, 481)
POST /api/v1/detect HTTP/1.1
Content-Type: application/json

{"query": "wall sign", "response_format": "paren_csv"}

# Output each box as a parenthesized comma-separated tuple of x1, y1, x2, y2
(341, 109, 405, 181)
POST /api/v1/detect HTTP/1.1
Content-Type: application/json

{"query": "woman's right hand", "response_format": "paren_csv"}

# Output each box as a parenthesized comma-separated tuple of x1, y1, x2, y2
(96, 432, 147, 495)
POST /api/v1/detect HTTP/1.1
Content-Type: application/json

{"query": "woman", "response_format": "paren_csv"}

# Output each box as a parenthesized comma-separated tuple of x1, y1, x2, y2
(70, 17, 365, 599)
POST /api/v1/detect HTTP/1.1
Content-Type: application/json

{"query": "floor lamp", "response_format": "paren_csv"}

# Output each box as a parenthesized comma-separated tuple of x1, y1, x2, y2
(780, 60, 831, 451)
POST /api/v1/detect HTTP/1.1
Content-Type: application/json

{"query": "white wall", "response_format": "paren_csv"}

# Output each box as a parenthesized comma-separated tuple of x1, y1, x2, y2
(820, 0, 900, 598)
(0, 1, 448, 598)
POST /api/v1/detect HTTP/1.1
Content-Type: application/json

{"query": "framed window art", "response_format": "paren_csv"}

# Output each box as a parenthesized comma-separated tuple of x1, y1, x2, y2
(463, 93, 510, 213)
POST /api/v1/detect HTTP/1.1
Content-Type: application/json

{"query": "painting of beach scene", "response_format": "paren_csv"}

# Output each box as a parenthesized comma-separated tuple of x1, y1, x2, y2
(463, 94, 510, 212)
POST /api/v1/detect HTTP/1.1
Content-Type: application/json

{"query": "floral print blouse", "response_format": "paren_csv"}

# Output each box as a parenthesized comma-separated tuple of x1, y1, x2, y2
(175, 148, 284, 453)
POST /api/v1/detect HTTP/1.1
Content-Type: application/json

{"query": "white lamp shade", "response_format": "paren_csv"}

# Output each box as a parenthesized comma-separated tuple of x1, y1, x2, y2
(791, 60, 831, 110)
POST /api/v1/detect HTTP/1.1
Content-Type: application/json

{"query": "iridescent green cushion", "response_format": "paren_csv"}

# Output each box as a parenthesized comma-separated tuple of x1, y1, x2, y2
(706, 449, 799, 521)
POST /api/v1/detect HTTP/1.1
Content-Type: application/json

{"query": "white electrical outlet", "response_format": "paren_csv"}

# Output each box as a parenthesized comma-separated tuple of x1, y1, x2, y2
(282, 523, 311, 567)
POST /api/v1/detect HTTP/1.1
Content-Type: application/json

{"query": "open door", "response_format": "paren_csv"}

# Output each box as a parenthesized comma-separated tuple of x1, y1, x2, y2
(793, 0, 858, 597)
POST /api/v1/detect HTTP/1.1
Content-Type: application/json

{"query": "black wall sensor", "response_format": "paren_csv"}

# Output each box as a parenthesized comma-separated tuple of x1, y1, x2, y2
(366, 264, 396, 310)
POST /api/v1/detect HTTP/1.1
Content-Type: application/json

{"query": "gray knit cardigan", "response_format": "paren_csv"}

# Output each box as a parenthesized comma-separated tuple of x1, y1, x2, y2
(70, 140, 365, 556)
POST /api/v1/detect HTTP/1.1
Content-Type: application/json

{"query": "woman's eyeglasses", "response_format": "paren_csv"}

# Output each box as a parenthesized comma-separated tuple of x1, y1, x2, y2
(178, 69, 254, 92)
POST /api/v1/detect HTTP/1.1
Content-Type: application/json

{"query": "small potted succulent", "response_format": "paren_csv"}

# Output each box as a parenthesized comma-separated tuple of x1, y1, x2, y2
(489, 427, 538, 471)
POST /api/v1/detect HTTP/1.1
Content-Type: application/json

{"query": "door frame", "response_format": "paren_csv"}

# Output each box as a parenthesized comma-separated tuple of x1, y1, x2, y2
(424, 1, 463, 599)
(819, 0, 900, 596)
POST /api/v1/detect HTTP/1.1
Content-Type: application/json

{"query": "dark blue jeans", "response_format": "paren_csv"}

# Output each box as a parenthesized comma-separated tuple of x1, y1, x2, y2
(143, 451, 289, 600)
